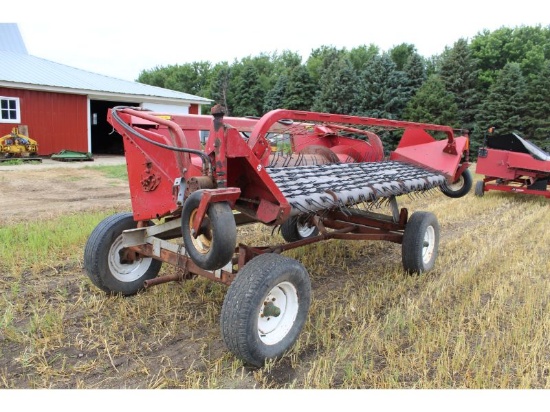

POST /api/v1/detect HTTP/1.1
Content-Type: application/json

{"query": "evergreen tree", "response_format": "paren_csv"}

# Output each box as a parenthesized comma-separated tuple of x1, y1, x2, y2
(403, 74, 459, 126)
(272, 50, 303, 74)
(312, 57, 358, 115)
(355, 54, 410, 119)
(403, 52, 427, 97)
(231, 63, 265, 117)
(438, 38, 482, 134)
(525, 60, 550, 146)
(475, 62, 528, 141)
(306, 46, 346, 84)
(284, 65, 316, 110)
(263, 74, 288, 112)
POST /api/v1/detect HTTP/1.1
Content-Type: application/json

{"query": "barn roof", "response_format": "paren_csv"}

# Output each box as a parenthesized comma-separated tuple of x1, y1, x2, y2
(0, 24, 211, 105)
(0, 23, 28, 54)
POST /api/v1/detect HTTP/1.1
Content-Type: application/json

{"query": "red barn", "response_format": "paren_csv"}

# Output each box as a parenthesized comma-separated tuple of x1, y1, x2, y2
(0, 23, 212, 156)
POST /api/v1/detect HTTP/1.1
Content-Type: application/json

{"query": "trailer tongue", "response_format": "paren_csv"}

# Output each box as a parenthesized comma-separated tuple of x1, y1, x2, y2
(83, 106, 469, 367)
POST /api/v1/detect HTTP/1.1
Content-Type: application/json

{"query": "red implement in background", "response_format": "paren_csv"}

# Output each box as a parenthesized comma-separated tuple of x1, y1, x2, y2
(474, 130, 550, 199)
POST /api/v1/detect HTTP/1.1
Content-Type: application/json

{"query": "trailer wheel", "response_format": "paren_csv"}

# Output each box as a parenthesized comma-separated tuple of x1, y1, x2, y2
(84, 212, 162, 295)
(220, 253, 311, 367)
(475, 181, 485, 197)
(280, 216, 319, 242)
(402, 211, 439, 274)
(440, 169, 472, 198)
(181, 190, 237, 270)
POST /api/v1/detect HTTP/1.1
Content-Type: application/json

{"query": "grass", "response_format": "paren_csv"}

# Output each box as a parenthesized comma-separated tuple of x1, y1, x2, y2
(84, 164, 128, 180)
(0, 169, 549, 389)
(0, 159, 42, 166)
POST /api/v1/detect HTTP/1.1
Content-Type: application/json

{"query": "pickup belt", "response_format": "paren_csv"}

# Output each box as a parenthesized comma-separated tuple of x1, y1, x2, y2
(267, 161, 445, 216)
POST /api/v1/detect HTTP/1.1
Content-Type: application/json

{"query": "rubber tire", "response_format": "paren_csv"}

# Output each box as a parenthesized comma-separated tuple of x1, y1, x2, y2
(84, 212, 162, 295)
(181, 190, 237, 271)
(220, 253, 311, 367)
(475, 181, 485, 197)
(280, 216, 319, 242)
(402, 211, 439, 275)
(440, 169, 473, 198)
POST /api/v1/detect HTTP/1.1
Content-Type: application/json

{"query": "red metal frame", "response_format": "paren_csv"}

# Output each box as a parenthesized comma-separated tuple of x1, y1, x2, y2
(108, 107, 470, 222)
(476, 148, 550, 198)
(106, 106, 470, 286)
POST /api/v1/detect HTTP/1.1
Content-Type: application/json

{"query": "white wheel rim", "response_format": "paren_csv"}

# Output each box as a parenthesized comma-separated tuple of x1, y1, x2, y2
(258, 281, 299, 345)
(108, 235, 152, 282)
(297, 222, 316, 238)
(422, 226, 436, 264)
(446, 175, 464, 191)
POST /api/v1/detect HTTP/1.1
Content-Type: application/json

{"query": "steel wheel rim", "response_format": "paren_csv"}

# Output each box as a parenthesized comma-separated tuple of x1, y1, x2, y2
(446, 175, 465, 191)
(297, 222, 316, 238)
(423, 226, 436, 264)
(258, 281, 299, 345)
(109, 235, 152, 282)
(189, 210, 212, 254)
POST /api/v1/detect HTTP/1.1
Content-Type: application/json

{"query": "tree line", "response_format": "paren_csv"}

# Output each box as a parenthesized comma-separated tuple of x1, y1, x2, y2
(137, 25, 550, 154)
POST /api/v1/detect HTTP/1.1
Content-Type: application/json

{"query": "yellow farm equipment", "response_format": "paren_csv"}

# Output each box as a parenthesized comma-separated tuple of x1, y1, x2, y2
(0, 127, 40, 161)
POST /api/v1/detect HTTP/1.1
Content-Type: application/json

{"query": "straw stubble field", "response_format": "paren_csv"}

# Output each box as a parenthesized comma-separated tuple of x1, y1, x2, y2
(0, 163, 548, 389)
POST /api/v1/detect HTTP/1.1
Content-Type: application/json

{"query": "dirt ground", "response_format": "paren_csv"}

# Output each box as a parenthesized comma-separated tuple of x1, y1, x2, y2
(0, 156, 130, 224)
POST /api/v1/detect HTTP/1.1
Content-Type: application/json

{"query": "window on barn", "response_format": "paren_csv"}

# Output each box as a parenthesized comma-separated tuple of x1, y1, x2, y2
(0, 97, 20, 123)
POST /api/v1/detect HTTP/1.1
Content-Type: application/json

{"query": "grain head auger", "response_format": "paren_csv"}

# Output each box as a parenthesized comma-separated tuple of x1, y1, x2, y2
(84, 106, 470, 367)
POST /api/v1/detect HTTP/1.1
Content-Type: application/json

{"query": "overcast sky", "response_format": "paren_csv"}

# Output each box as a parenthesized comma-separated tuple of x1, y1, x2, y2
(4, 0, 549, 82)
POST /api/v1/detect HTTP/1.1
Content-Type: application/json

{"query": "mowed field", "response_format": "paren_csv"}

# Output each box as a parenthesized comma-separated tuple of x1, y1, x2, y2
(0, 163, 548, 389)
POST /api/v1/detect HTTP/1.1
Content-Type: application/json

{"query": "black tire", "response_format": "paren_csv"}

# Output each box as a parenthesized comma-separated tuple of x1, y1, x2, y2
(402, 211, 439, 274)
(475, 180, 485, 197)
(84, 212, 162, 295)
(440, 169, 473, 198)
(280, 215, 319, 242)
(220, 253, 311, 367)
(181, 190, 237, 270)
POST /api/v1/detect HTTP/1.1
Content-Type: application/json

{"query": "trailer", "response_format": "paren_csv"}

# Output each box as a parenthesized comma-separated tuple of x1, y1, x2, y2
(474, 129, 550, 199)
(84, 106, 470, 366)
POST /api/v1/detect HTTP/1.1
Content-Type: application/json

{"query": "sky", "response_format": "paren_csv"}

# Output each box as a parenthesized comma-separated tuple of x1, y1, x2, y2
(4, 0, 549, 82)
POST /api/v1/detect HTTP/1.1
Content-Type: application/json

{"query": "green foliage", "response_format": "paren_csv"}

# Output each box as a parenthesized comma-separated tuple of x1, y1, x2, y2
(284, 65, 316, 111)
(134, 24, 549, 151)
(470, 25, 550, 87)
(524, 60, 550, 144)
(403, 52, 427, 96)
(438, 38, 483, 133)
(389, 43, 417, 71)
(356, 54, 411, 119)
(403, 74, 459, 126)
(231, 63, 265, 117)
(137, 61, 212, 97)
(0, 159, 21, 166)
(312, 56, 358, 115)
(263, 74, 288, 112)
(348, 44, 379, 72)
(475, 62, 528, 139)
(306, 46, 347, 85)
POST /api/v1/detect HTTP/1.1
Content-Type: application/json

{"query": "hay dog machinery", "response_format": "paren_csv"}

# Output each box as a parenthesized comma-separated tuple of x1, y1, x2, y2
(84, 106, 470, 366)
(475, 128, 550, 198)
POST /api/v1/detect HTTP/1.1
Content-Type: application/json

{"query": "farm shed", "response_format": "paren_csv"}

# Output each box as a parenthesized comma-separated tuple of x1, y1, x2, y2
(0, 23, 212, 156)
